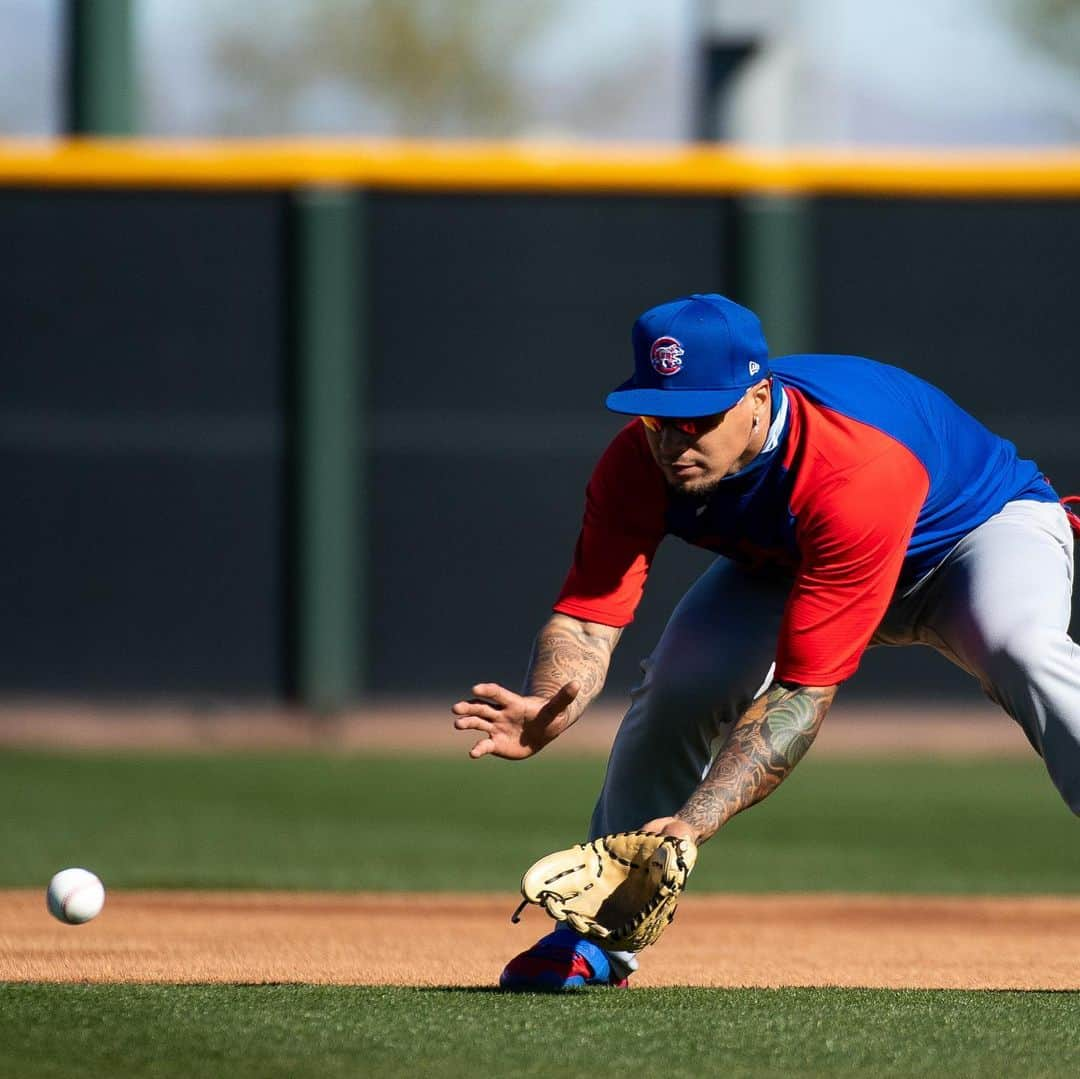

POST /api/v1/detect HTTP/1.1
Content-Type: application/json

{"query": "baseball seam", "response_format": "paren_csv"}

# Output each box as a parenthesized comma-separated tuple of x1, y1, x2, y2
(59, 882, 99, 921)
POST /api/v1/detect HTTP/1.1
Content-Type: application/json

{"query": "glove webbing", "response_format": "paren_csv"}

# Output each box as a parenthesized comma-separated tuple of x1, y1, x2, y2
(594, 835, 693, 941)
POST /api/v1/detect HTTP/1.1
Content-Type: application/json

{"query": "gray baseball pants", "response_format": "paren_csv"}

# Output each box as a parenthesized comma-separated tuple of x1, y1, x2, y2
(589, 499, 1080, 836)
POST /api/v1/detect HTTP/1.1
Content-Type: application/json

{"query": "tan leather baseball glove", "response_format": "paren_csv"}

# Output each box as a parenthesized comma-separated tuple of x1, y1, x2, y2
(511, 831, 697, 952)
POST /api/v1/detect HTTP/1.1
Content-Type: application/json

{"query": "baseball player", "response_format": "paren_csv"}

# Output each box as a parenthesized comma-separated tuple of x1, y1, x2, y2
(451, 293, 1080, 991)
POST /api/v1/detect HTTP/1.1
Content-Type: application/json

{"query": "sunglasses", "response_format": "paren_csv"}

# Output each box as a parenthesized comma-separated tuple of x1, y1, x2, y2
(639, 414, 719, 436)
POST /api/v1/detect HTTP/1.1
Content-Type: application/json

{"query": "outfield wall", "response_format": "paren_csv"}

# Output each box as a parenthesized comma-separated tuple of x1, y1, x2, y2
(1, 143, 1077, 701)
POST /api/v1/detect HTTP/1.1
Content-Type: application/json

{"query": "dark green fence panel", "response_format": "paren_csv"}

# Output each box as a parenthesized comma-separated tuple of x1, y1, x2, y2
(1, 188, 1076, 701)
(0, 190, 288, 694)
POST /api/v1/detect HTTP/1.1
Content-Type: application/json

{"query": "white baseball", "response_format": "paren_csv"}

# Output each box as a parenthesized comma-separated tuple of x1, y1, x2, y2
(46, 868, 106, 925)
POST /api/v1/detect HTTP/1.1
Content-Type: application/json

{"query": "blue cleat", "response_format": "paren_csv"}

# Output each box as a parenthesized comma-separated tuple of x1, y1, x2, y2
(499, 926, 630, 991)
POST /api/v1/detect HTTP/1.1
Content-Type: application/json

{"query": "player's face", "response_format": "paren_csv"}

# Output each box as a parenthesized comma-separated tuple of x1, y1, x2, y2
(641, 381, 771, 495)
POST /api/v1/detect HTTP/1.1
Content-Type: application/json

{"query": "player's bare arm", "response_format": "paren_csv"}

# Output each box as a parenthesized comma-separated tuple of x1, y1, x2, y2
(646, 682, 837, 844)
(452, 613, 622, 760)
(525, 613, 622, 717)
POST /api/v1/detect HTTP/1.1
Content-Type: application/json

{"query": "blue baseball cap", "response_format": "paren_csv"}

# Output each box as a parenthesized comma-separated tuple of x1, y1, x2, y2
(606, 293, 770, 417)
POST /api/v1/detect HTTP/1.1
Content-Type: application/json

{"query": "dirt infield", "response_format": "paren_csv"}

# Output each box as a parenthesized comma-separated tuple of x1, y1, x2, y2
(3, 890, 1078, 991)
(0, 699, 1031, 756)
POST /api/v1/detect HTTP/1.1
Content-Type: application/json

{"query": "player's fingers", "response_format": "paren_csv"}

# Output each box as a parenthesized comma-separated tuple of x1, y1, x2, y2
(449, 699, 494, 717)
(471, 682, 516, 706)
(468, 736, 497, 759)
(451, 700, 501, 722)
(453, 715, 494, 733)
(641, 817, 696, 842)
(640, 817, 675, 833)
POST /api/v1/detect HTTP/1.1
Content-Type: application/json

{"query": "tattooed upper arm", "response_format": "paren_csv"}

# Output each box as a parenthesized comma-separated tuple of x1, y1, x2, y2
(524, 614, 622, 724)
(675, 681, 837, 843)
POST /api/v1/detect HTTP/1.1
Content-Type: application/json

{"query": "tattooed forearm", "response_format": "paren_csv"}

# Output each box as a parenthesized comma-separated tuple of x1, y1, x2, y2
(524, 614, 622, 727)
(675, 682, 837, 843)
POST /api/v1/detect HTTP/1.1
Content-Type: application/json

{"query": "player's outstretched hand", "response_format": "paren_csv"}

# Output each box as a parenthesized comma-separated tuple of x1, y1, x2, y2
(451, 681, 579, 760)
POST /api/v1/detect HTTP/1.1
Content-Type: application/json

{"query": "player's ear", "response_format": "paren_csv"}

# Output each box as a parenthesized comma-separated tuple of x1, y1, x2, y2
(750, 379, 771, 412)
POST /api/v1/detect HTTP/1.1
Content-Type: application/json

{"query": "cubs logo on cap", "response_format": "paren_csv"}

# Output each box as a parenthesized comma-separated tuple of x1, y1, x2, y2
(650, 336, 684, 376)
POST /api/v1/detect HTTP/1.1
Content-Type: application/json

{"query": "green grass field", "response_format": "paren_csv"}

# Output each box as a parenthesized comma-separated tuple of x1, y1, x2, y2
(1, 985, 1078, 1079)
(2, 749, 1076, 892)
(3, 747, 1077, 1077)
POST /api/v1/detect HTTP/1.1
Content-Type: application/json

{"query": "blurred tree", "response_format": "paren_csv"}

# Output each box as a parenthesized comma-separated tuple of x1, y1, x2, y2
(209, 0, 567, 136)
(1001, 0, 1080, 76)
